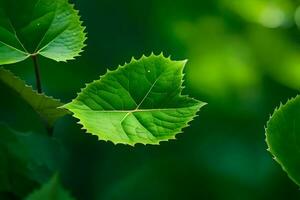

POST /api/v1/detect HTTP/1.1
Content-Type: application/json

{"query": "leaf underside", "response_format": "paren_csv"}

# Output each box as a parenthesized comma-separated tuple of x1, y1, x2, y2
(266, 95, 300, 186)
(25, 174, 75, 200)
(0, 0, 86, 64)
(64, 54, 206, 146)
(0, 67, 69, 126)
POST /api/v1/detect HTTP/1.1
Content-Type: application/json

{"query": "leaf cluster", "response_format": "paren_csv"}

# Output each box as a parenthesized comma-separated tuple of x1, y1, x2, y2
(0, 0, 204, 198)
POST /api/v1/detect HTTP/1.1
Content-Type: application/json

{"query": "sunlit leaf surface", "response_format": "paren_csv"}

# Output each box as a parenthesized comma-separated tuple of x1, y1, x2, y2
(64, 54, 206, 145)
(0, 0, 86, 64)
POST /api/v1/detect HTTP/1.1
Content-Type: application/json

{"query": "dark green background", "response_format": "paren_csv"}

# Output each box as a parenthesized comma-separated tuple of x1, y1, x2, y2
(2, 0, 300, 199)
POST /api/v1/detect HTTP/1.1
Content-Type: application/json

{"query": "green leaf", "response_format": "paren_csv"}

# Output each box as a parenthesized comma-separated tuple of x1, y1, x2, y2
(26, 174, 75, 200)
(0, 124, 66, 197)
(0, 67, 69, 126)
(0, 0, 86, 64)
(266, 95, 300, 186)
(0, 124, 37, 197)
(64, 54, 206, 145)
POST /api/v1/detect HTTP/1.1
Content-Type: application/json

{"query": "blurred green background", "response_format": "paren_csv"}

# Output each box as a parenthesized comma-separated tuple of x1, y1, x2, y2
(2, 0, 300, 199)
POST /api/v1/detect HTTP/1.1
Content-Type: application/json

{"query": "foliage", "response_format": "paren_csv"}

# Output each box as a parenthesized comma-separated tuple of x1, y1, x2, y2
(64, 54, 205, 145)
(25, 174, 75, 200)
(0, 0, 204, 199)
(0, 124, 65, 198)
(0, 67, 68, 126)
(2, 0, 300, 199)
(0, 0, 86, 64)
(266, 95, 300, 186)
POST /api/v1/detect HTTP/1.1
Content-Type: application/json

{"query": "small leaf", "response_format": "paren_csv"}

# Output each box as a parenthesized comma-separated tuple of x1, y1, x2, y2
(0, 0, 86, 64)
(64, 54, 206, 145)
(25, 174, 75, 200)
(0, 67, 69, 126)
(266, 95, 300, 186)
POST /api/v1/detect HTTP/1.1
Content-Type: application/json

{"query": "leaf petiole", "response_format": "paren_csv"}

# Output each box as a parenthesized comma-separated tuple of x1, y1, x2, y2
(31, 55, 54, 136)
(31, 55, 43, 94)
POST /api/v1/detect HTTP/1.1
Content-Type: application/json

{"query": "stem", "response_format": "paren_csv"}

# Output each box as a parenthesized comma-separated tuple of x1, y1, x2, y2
(31, 55, 53, 136)
(31, 55, 42, 94)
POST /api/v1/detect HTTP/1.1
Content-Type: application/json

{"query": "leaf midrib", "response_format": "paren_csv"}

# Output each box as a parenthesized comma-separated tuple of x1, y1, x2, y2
(119, 66, 163, 123)
(70, 107, 196, 113)
(7, 18, 29, 53)
(33, 1, 59, 53)
(1, 1, 68, 55)
(0, 40, 29, 55)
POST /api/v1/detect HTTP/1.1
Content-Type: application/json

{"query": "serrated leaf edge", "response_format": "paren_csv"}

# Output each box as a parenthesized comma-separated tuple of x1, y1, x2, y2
(265, 94, 300, 186)
(63, 53, 207, 146)
(0, 67, 70, 125)
(38, 2, 88, 62)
